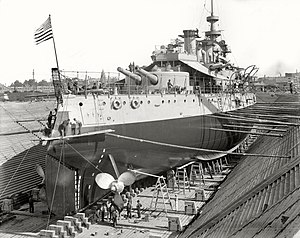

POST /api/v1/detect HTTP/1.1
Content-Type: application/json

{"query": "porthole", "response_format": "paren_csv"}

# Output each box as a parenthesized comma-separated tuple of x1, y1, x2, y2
(148, 100, 151, 104)
(174, 100, 177, 103)
(184, 99, 187, 103)
(162, 100, 165, 104)
(168, 100, 170, 103)
(79, 102, 83, 106)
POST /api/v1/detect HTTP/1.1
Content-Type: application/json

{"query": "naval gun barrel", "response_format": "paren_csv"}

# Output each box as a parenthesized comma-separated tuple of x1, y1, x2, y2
(135, 67, 158, 85)
(117, 67, 142, 84)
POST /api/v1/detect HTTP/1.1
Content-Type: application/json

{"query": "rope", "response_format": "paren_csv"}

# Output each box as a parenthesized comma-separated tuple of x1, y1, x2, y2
(66, 142, 103, 172)
(47, 96, 70, 227)
(106, 133, 289, 159)
(47, 141, 64, 228)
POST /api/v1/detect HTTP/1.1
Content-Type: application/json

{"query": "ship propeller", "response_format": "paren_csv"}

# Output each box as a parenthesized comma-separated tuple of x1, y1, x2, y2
(95, 171, 136, 209)
(36, 164, 45, 184)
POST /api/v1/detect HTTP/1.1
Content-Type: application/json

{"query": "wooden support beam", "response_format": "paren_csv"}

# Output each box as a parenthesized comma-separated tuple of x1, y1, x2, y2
(16, 119, 46, 123)
(210, 128, 283, 137)
(256, 102, 300, 104)
(209, 114, 299, 126)
(228, 112, 300, 120)
(0, 129, 42, 136)
(176, 161, 195, 170)
(129, 169, 165, 179)
(251, 105, 299, 110)
(222, 124, 287, 132)
(234, 122, 289, 128)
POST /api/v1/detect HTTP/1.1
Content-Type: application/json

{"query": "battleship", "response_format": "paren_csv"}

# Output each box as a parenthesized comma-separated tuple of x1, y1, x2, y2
(42, 0, 258, 216)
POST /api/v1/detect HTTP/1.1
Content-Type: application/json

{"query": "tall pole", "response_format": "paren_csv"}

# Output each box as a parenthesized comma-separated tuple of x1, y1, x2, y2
(48, 15, 63, 107)
(49, 15, 60, 73)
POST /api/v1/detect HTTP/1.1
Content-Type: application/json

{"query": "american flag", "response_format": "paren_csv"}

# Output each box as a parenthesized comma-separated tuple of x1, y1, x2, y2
(34, 16, 53, 45)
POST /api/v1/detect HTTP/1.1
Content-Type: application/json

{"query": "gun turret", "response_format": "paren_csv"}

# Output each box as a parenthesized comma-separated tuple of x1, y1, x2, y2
(117, 67, 142, 84)
(135, 67, 158, 85)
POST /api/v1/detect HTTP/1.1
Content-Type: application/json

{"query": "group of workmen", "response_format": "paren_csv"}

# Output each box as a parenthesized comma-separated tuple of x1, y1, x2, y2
(95, 198, 142, 227)
(57, 118, 82, 137)
(46, 109, 82, 137)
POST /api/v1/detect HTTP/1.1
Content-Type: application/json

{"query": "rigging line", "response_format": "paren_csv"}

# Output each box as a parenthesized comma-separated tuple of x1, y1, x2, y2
(47, 140, 64, 229)
(203, 0, 210, 14)
(0, 147, 31, 199)
(47, 97, 69, 228)
(106, 133, 289, 158)
(198, 0, 207, 28)
(65, 142, 103, 173)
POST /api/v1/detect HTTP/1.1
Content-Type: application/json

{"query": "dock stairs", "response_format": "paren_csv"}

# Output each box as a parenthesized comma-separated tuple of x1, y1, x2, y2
(150, 176, 173, 212)
(37, 212, 91, 238)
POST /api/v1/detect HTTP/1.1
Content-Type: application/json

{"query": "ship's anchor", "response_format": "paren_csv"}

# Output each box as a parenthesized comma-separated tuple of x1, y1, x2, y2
(95, 154, 136, 209)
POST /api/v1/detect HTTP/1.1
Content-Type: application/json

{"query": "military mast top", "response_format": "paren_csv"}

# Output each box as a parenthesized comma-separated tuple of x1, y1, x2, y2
(205, 0, 221, 41)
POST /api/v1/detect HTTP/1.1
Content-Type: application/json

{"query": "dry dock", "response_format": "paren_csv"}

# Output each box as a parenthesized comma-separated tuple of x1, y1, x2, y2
(1, 93, 300, 238)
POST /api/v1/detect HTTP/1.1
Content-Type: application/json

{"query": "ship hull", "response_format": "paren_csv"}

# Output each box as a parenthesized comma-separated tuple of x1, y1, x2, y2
(46, 113, 247, 215)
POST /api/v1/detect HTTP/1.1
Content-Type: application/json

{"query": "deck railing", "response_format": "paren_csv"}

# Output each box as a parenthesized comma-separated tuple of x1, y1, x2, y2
(57, 70, 252, 98)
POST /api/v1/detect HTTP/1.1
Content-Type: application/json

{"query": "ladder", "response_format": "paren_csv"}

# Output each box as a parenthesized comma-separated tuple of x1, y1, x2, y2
(150, 176, 173, 212)
(190, 162, 205, 185)
(176, 166, 191, 195)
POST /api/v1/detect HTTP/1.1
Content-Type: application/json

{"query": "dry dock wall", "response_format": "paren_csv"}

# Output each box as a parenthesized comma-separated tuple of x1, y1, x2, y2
(0, 101, 55, 206)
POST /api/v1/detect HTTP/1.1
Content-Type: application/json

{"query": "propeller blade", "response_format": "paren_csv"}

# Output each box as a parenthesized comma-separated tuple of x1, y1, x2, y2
(95, 173, 115, 189)
(36, 164, 45, 181)
(118, 171, 136, 186)
(114, 193, 124, 210)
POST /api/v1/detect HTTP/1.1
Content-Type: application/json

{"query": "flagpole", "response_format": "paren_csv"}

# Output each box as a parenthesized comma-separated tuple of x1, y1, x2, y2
(48, 15, 60, 73)
(48, 14, 63, 106)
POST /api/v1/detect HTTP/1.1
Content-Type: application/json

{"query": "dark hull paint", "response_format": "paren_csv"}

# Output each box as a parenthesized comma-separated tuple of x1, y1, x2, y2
(46, 114, 246, 215)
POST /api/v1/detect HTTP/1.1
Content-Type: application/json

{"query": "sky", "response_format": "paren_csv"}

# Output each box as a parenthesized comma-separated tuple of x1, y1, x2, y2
(0, 0, 300, 85)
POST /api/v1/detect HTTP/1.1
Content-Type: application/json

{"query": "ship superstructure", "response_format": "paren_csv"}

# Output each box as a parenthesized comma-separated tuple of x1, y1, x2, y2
(43, 0, 258, 216)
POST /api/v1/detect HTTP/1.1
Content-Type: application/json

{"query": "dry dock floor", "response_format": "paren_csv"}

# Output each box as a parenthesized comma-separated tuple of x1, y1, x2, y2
(0, 174, 226, 238)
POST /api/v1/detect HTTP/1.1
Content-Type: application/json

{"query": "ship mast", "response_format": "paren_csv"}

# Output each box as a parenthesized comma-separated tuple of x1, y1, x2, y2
(205, 0, 221, 42)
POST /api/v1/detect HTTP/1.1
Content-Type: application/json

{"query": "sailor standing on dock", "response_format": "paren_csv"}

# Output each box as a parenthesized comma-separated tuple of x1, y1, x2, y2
(126, 201, 132, 219)
(47, 111, 53, 128)
(73, 118, 82, 135)
(28, 195, 34, 213)
(136, 200, 142, 218)
(58, 119, 70, 136)
(167, 79, 173, 93)
(70, 118, 77, 135)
